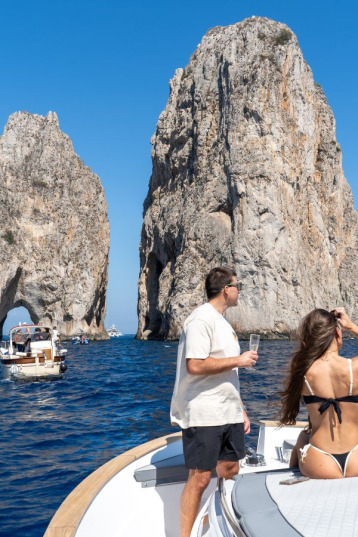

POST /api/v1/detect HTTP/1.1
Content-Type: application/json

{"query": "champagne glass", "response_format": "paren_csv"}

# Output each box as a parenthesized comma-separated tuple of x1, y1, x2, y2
(245, 334, 260, 370)
(249, 334, 260, 352)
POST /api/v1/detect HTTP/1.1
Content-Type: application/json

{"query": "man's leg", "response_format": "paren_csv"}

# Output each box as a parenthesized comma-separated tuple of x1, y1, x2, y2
(216, 459, 239, 480)
(216, 423, 244, 480)
(180, 468, 212, 537)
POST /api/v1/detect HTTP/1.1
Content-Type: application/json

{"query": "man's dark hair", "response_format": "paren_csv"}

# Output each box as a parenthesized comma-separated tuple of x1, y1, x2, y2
(205, 267, 237, 299)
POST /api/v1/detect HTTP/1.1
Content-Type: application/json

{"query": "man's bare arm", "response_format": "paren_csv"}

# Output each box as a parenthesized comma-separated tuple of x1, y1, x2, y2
(187, 351, 258, 375)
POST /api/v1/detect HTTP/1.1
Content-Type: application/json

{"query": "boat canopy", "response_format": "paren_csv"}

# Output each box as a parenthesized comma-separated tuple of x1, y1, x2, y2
(9, 325, 54, 343)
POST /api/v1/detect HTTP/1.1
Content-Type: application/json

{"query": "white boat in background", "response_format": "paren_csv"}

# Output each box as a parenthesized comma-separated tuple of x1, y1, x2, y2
(44, 420, 322, 537)
(106, 324, 123, 337)
(0, 324, 67, 380)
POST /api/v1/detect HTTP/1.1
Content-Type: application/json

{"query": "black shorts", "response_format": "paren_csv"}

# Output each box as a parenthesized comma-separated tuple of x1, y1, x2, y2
(182, 423, 245, 470)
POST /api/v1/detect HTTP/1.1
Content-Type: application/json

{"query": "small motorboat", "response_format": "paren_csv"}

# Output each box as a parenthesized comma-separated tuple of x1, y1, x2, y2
(72, 336, 89, 345)
(106, 324, 123, 337)
(46, 420, 339, 537)
(0, 324, 67, 380)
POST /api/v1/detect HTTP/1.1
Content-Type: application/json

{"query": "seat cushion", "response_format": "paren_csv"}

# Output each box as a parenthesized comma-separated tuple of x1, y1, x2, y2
(231, 470, 302, 537)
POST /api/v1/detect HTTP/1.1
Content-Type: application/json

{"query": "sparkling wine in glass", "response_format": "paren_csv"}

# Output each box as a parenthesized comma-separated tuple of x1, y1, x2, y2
(245, 334, 260, 371)
(249, 334, 260, 352)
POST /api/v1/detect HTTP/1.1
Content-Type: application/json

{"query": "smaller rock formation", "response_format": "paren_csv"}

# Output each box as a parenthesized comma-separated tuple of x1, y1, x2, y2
(0, 111, 110, 339)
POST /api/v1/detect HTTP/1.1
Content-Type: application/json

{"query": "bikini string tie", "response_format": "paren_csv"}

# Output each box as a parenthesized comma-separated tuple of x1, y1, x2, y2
(318, 399, 342, 424)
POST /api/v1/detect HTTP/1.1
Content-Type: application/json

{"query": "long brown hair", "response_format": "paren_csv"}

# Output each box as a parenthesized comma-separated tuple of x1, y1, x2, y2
(279, 309, 339, 425)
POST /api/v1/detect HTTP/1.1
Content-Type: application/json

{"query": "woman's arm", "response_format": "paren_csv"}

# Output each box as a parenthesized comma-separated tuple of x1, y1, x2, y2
(334, 307, 358, 337)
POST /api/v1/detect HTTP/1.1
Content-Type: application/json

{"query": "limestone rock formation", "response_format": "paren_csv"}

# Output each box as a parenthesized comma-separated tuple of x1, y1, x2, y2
(137, 17, 358, 340)
(0, 111, 109, 339)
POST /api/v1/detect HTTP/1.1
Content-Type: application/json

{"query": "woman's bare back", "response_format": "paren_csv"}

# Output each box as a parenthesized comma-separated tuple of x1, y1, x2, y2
(300, 355, 358, 477)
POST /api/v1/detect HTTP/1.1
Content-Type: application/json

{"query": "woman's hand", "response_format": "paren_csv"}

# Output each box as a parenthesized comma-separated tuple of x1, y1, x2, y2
(334, 307, 355, 331)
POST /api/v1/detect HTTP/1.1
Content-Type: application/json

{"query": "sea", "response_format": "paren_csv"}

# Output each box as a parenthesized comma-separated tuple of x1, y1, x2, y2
(1, 336, 358, 537)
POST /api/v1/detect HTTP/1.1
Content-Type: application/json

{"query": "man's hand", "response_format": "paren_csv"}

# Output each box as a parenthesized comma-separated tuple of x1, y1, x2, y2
(243, 410, 250, 434)
(237, 351, 258, 369)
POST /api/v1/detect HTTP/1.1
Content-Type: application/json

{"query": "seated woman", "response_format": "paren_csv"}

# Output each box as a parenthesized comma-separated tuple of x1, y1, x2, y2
(279, 307, 358, 478)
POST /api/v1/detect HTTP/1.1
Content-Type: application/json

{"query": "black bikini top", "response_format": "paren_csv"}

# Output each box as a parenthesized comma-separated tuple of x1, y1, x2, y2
(302, 359, 358, 424)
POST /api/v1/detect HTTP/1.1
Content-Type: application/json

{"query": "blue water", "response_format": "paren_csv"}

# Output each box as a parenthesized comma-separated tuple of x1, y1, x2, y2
(1, 336, 358, 536)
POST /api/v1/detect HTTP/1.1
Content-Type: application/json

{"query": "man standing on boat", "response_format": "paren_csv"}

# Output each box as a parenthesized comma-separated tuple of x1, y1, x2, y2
(170, 266, 258, 537)
(53, 326, 60, 347)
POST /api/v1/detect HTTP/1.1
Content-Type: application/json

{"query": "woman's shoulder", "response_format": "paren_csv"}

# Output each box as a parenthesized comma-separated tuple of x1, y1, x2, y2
(304, 356, 345, 386)
(305, 358, 326, 377)
(308, 355, 354, 371)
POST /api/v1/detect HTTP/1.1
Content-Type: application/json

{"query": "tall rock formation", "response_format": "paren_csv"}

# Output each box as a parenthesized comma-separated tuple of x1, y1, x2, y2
(137, 17, 358, 340)
(0, 111, 109, 339)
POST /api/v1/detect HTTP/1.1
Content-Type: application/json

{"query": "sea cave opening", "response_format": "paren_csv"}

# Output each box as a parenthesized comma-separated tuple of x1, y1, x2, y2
(1, 306, 33, 340)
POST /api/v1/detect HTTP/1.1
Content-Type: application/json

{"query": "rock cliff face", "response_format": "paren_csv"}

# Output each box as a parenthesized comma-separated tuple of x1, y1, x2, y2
(0, 111, 109, 339)
(137, 17, 358, 340)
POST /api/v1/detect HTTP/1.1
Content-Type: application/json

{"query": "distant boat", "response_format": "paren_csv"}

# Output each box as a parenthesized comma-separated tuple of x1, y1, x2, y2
(0, 324, 67, 380)
(106, 324, 123, 337)
(72, 336, 89, 345)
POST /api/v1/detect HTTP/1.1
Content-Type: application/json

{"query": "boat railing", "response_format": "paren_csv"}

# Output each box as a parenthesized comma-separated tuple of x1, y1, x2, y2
(0, 340, 10, 350)
(218, 478, 246, 537)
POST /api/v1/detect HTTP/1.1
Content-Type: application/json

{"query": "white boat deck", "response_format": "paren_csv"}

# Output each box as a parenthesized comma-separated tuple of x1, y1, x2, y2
(267, 473, 358, 537)
(45, 422, 307, 537)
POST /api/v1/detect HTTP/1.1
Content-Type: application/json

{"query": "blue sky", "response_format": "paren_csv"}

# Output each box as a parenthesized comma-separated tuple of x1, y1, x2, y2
(1, 0, 357, 334)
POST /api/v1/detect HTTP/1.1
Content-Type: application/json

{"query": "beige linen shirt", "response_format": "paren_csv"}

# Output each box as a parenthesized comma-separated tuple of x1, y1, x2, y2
(170, 303, 244, 428)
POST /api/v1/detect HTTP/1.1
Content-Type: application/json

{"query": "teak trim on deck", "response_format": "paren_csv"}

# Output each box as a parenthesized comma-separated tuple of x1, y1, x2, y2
(44, 431, 182, 537)
(259, 419, 308, 427)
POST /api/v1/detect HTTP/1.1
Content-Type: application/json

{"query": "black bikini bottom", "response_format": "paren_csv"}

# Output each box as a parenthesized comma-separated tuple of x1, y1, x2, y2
(331, 452, 350, 472)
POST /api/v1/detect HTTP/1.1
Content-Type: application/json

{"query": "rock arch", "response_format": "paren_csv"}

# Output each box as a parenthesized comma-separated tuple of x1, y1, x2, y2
(0, 112, 109, 339)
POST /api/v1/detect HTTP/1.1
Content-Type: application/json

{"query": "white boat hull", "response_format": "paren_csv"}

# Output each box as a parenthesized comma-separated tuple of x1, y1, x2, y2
(1, 357, 65, 379)
(44, 422, 306, 537)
